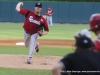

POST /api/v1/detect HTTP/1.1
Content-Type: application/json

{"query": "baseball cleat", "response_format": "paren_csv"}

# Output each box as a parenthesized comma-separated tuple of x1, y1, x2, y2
(27, 58, 31, 64)
(27, 61, 31, 64)
(35, 42, 39, 52)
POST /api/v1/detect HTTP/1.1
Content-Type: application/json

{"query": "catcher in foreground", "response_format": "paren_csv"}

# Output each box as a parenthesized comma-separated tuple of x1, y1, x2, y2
(52, 32, 100, 75)
(15, 2, 49, 64)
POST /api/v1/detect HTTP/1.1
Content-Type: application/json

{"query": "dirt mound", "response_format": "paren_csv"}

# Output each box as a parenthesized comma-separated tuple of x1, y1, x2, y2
(0, 54, 62, 70)
(0, 38, 74, 70)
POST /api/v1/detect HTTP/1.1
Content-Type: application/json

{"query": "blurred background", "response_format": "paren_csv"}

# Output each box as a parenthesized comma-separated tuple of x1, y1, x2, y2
(0, 0, 100, 23)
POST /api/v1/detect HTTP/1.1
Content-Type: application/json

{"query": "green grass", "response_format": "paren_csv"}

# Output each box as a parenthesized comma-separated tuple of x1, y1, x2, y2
(0, 67, 50, 75)
(0, 23, 97, 40)
(0, 46, 74, 56)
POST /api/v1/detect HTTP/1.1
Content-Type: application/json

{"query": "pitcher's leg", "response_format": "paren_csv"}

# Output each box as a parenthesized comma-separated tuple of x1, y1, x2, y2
(27, 33, 38, 64)
(28, 35, 36, 58)
(35, 42, 39, 52)
(24, 31, 31, 47)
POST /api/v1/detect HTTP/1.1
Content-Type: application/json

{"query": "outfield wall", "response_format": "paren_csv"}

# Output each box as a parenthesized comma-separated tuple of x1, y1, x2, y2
(0, 2, 100, 23)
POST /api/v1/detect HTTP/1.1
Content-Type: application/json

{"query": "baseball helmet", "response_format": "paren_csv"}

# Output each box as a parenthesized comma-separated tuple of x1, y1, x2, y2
(89, 13, 100, 32)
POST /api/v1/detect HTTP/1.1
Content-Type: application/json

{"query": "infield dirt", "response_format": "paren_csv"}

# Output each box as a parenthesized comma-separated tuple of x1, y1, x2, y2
(0, 38, 74, 70)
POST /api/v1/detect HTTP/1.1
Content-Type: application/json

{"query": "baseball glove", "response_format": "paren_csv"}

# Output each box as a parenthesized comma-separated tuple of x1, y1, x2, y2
(38, 26, 43, 37)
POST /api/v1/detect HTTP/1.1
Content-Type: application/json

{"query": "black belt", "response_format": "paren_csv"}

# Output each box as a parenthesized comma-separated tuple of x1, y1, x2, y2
(26, 31, 33, 35)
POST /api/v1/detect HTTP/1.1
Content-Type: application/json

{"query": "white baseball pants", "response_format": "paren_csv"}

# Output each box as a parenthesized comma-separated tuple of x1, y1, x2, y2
(46, 16, 53, 26)
(24, 31, 38, 58)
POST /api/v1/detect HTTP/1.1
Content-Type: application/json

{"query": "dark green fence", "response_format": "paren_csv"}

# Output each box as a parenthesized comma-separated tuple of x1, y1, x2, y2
(1, 0, 100, 2)
(0, 2, 100, 23)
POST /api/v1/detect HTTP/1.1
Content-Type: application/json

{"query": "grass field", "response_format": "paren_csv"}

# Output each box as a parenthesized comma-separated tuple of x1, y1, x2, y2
(0, 23, 97, 75)
(0, 67, 50, 75)
(0, 46, 74, 56)
(0, 23, 97, 40)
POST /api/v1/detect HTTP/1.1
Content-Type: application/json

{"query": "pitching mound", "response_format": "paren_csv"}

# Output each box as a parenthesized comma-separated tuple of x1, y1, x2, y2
(0, 54, 62, 70)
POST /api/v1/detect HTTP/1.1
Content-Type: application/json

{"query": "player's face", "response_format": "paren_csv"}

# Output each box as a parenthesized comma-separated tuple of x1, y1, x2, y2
(34, 7, 42, 13)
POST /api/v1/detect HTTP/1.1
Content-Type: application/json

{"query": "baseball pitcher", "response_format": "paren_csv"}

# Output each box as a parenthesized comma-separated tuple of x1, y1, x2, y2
(46, 6, 53, 26)
(15, 2, 49, 64)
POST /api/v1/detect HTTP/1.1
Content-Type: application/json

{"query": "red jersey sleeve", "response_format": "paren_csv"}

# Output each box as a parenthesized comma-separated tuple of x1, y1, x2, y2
(43, 17, 49, 31)
(19, 8, 29, 16)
